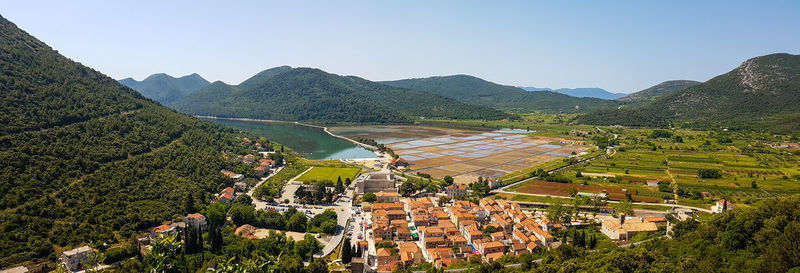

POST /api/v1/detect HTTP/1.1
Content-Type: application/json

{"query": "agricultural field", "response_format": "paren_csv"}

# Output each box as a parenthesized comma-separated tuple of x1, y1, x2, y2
(296, 166, 362, 182)
(510, 127, 800, 208)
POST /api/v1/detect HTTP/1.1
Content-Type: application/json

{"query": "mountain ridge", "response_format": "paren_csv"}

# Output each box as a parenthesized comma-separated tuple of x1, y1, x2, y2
(170, 67, 513, 123)
(578, 53, 800, 132)
(119, 72, 211, 105)
(520, 86, 627, 100)
(380, 75, 620, 113)
(617, 80, 701, 102)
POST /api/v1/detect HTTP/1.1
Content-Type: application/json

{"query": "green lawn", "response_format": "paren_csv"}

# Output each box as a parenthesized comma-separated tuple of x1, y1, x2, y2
(296, 166, 362, 182)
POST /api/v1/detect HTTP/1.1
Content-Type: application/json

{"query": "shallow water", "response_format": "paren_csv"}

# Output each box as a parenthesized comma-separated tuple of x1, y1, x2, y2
(205, 119, 376, 160)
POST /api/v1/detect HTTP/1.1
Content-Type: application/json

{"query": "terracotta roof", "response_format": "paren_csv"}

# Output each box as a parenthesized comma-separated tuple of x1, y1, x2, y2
(377, 248, 392, 257)
(186, 213, 205, 219)
(153, 224, 172, 233)
(482, 241, 505, 249)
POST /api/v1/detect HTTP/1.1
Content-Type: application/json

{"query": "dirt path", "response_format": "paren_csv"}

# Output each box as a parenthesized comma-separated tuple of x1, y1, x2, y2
(666, 167, 679, 200)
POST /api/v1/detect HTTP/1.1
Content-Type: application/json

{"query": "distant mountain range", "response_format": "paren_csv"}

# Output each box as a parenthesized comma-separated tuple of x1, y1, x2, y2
(170, 67, 513, 123)
(381, 75, 620, 113)
(578, 53, 800, 132)
(119, 73, 210, 105)
(519, 86, 627, 100)
(617, 80, 701, 102)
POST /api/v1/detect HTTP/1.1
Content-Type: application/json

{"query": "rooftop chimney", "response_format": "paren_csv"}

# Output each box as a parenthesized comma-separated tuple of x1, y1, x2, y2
(619, 213, 626, 226)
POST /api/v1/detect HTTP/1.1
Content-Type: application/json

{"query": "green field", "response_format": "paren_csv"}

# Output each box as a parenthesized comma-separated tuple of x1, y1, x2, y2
(297, 166, 362, 182)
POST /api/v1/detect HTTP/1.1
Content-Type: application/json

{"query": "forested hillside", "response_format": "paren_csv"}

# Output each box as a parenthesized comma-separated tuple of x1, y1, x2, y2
(0, 15, 252, 267)
(527, 195, 800, 273)
(617, 80, 700, 102)
(171, 67, 513, 123)
(119, 73, 210, 105)
(381, 75, 620, 113)
(579, 54, 800, 132)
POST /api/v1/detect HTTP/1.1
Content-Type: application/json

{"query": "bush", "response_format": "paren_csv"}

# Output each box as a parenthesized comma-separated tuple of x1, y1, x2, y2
(697, 169, 722, 179)
(362, 192, 377, 202)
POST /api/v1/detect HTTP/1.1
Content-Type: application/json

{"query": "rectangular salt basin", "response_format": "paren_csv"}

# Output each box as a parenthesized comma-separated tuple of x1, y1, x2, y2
(538, 144, 562, 149)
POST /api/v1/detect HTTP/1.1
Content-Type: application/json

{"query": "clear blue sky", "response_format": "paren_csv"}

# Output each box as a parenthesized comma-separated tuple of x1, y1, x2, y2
(3, 0, 799, 93)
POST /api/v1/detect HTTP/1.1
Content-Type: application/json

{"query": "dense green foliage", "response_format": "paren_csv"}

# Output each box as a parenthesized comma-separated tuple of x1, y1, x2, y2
(0, 15, 254, 267)
(109, 228, 324, 273)
(529, 195, 800, 272)
(617, 80, 700, 102)
(171, 67, 513, 123)
(381, 75, 621, 113)
(579, 54, 800, 133)
(119, 73, 210, 105)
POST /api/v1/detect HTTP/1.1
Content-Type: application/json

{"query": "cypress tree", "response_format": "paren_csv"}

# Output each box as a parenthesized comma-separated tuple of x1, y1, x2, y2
(342, 238, 352, 264)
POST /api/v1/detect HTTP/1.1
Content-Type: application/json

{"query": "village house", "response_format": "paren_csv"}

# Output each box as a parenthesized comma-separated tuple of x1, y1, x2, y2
(487, 178, 504, 189)
(711, 200, 737, 213)
(234, 181, 248, 192)
(601, 215, 658, 241)
(376, 191, 399, 203)
(398, 242, 424, 265)
(216, 187, 236, 203)
(185, 213, 207, 232)
(376, 248, 400, 272)
(390, 158, 409, 169)
(59, 246, 94, 271)
(254, 165, 268, 176)
(445, 184, 469, 197)
(243, 154, 256, 164)
(646, 180, 661, 187)
(220, 170, 244, 182)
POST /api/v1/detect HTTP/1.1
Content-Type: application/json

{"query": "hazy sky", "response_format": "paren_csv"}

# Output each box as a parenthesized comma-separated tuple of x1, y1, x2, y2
(3, 1, 800, 93)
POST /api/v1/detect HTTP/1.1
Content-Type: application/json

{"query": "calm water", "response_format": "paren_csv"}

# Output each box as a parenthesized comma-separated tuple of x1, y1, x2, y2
(205, 119, 376, 160)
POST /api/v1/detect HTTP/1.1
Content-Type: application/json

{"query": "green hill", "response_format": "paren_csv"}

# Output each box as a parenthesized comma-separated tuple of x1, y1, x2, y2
(381, 75, 620, 113)
(578, 53, 800, 132)
(617, 80, 701, 102)
(531, 195, 800, 273)
(171, 67, 513, 123)
(0, 15, 252, 266)
(119, 72, 210, 105)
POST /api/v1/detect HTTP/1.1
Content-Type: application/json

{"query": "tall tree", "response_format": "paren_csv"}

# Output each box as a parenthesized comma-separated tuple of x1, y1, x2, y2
(342, 238, 352, 264)
(184, 193, 195, 214)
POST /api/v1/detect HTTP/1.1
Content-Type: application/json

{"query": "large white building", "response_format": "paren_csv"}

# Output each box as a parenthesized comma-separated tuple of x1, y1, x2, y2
(356, 172, 398, 194)
(600, 215, 658, 241)
(59, 246, 94, 271)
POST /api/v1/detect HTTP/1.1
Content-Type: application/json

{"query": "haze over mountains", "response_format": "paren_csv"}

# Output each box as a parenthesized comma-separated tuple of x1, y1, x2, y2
(519, 87, 627, 100)
(380, 75, 620, 113)
(119, 73, 210, 105)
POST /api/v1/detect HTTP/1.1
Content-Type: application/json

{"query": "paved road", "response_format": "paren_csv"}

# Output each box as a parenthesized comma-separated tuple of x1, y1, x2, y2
(315, 188, 354, 258)
(250, 166, 284, 210)
(496, 190, 712, 213)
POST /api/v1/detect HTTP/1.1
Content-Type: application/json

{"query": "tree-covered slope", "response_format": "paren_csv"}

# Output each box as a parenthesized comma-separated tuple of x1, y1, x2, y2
(617, 80, 701, 102)
(0, 14, 252, 267)
(119, 73, 210, 105)
(171, 67, 513, 123)
(578, 54, 800, 132)
(528, 195, 800, 273)
(381, 75, 621, 113)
